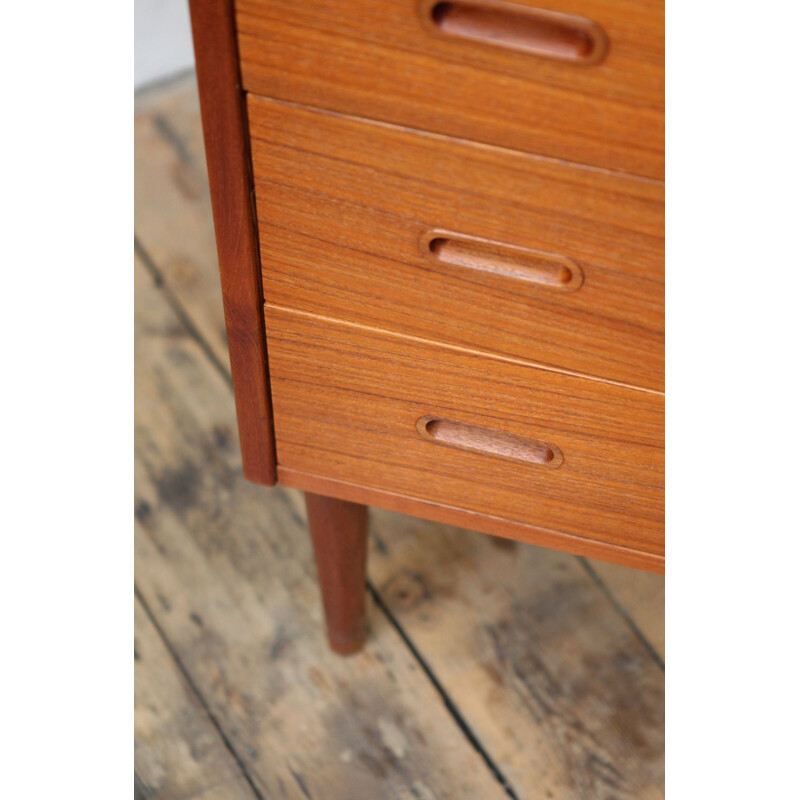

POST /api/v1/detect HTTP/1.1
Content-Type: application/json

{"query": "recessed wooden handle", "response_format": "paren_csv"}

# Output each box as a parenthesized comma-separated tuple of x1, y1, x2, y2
(417, 416, 563, 467)
(421, 230, 583, 291)
(422, 0, 608, 64)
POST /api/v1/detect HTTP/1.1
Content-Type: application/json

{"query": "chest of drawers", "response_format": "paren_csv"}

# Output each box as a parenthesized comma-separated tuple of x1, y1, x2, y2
(188, 0, 664, 654)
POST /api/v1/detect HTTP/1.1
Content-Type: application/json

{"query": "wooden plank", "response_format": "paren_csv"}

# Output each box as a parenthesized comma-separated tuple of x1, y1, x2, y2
(181, 0, 275, 485)
(134, 254, 510, 799)
(365, 507, 665, 799)
(265, 306, 664, 558)
(586, 560, 665, 662)
(134, 593, 257, 800)
(236, 0, 664, 178)
(134, 85, 229, 371)
(249, 96, 664, 392)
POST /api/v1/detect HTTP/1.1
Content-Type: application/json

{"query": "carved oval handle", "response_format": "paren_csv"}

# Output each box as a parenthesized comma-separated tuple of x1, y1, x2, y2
(421, 230, 584, 291)
(421, 0, 608, 65)
(417, 416, 564, 468)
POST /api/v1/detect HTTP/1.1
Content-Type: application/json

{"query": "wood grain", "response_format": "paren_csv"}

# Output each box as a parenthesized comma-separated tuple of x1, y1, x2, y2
(134, 595, 257, 800)
(265, 307, 664, 559)
(367, 507, 665, 798)
(279, 467, 663, 573)
(236, 0, 664, 178)
(134, 254, 512, 799)
(187, 0, 275, 485)
(249, 97, 664, 392)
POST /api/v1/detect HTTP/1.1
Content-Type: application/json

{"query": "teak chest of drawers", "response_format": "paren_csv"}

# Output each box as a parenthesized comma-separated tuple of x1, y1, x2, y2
(188, 0, 664, 653)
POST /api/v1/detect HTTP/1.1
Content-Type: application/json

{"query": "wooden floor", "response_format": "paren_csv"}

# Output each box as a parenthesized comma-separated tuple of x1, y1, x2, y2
(134, 75, 665, 800)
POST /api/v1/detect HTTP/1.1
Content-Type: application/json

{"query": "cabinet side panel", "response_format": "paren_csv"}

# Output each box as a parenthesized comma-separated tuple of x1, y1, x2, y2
(187, 0, 276, 484)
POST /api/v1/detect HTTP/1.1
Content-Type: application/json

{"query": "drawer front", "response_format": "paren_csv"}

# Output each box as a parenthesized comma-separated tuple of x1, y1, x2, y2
(266, 307, 664, 556)
(236, 0, 663, 178)
(249, 97, 664, 392)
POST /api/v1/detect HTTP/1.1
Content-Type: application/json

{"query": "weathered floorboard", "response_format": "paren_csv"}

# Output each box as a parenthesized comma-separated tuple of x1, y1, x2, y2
(134, 254, 510, 798)
(587, 560, 665, 663)
(365, 509, 665, 799)
(134, 592, 258, 800)
(135, 81, 230, 371)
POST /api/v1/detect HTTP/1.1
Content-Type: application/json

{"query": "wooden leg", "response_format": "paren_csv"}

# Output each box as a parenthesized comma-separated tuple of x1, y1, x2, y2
(304, 492, 369, 655)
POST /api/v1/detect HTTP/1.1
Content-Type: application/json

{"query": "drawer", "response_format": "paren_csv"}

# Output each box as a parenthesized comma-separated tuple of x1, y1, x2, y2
(249, 96, 664, 392)
(265, 307, 664, 556)
(236, 0, 663, 178)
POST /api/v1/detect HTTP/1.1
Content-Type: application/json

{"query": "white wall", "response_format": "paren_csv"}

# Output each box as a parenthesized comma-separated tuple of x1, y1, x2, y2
(134, 0, 195, 89)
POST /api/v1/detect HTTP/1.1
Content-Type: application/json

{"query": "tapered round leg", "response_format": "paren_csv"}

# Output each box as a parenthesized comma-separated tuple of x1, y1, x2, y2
(304, 492, 369, 655)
